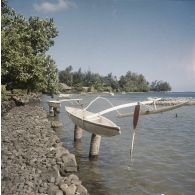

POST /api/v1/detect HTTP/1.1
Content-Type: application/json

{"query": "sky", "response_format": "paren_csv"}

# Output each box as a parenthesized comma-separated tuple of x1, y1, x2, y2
(8, 0, 195, 91)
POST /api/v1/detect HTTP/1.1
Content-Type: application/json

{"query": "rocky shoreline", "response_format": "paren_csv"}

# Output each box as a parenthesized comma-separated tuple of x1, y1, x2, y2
(154, 97, 195, 106)
(1, 93, 41, 115)
(1, 105, 89, 195)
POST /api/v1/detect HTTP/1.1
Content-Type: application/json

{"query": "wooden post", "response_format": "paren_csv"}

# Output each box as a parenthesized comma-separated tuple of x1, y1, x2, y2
(74, 125, 83, 141)
(89, 133, 101, 158)
(48, 101, 61, 116)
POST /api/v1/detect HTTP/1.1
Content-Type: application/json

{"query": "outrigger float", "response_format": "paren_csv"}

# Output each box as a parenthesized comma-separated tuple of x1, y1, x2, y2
(65, 96, 188, 158)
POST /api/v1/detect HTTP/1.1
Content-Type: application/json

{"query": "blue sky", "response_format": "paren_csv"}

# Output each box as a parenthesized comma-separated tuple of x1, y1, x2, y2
(8, 0, 195, 91)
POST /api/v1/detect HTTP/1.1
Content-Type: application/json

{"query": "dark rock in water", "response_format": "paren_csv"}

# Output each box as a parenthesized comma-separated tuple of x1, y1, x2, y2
(62, 153, 77, 167)
(76, 185, 88, 195)
(64, 166, 78, 173)
(64, 184, 77, 194)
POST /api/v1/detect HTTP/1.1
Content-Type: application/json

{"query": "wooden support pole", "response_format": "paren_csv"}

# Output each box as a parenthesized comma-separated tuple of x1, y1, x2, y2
(74, 125, 83, 141)
(48, 101, 61, 116)
(89, 133, 101, 158)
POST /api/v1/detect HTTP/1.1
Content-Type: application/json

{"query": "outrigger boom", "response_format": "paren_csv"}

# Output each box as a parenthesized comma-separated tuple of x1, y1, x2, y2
(86, 98, 161, 119)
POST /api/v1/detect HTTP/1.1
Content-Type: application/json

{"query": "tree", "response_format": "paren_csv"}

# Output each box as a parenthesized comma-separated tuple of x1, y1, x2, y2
(59, 65, 73, 86)
(1, 0, 59, 93)
(44, 56, 59, 95)
(103, 73, 119, 92)
(150, 80, 172, 91)
(58, 67, 151, 92)
(119, 71, 149, 92)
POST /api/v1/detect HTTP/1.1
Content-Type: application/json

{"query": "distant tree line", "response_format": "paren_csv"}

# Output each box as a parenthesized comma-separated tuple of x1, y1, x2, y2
(59, 66, 172, 92)
(150, 80, 171, 92)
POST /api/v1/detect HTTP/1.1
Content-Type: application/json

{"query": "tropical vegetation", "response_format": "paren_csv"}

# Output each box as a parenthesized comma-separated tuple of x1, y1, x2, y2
(1, 0, 59, 95)
(58, 66, 172, 92)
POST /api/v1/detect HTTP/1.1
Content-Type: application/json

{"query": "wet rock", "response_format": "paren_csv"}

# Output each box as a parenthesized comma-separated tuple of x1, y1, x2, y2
(62, 154, 77, 166)
(76, 185, 88, 195)
(55, 146, 69, 158)
(51, 121, 63, 128)
(65, 184, 77, 195)
(62, 166, 78, 174)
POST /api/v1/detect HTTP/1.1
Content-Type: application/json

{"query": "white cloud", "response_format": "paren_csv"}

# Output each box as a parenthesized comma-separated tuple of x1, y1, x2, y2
(33, 0, 77, 13)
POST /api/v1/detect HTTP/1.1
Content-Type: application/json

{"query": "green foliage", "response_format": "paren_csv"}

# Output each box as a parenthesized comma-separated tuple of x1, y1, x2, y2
(58, 66, 172, 93)
(1, 0, 59, 94)
(44, 56, 60, 94)
(119, 71, 149, 92)
(1, 85, 10, 101)
(59, 68, 151, 92)
(150, 80, 172, 91)
(59, 66, 73, 87)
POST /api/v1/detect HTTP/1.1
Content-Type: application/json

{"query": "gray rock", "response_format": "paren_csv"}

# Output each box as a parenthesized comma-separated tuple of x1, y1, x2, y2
(48, 185, 59, 195)
(38, 187, 47, 193)
(51, 121, 63, 128)
(62, 153, 77, 167)
(76, 185, 88, 195)
(56, 190, 64, 195)
(71, 179, 82, 186)
(55, 146, 69, 159)
(65, 166, 78, 173)
(65, 184, 77, 195)
(60, 183, 68, 192)
(68, 174, 79, 181)
(50, 177, 56, 183)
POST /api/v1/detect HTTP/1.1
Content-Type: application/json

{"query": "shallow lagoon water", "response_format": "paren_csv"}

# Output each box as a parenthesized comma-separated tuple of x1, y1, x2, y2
(42, 92, 195, 195)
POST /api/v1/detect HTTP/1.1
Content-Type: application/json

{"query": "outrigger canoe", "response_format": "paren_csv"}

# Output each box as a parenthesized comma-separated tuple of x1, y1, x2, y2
(66, 106, 121, 137)
(65, 96, 188, 137)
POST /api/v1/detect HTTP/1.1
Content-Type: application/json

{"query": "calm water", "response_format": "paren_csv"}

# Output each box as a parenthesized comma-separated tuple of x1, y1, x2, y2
(42, 92, 195, 195)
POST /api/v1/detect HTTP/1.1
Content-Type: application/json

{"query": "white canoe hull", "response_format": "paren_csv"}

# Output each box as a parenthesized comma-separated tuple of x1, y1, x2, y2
(66, 107, 121, 137)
